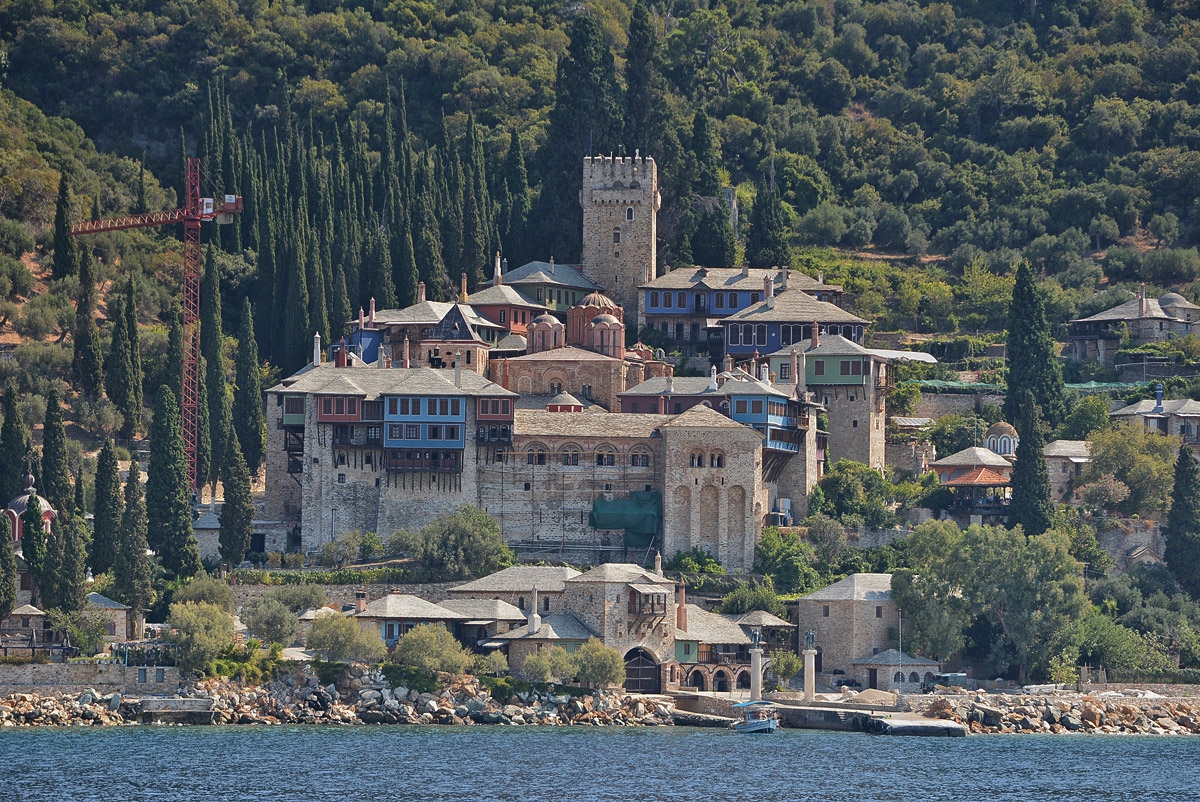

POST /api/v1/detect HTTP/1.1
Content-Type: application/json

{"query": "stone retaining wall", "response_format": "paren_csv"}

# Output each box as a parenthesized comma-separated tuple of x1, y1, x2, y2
(0, 663, 181, 695)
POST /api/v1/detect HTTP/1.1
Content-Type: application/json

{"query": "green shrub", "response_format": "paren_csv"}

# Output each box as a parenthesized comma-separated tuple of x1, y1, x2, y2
(173, 571, 235, 613)
(167, 601, 234, 671)
(380, 662, 440, 694)
(240, 597, 298, 646)
(391, 623, 473, 675)
(266, 584, 327, 613)
(313, 659, 349, 687)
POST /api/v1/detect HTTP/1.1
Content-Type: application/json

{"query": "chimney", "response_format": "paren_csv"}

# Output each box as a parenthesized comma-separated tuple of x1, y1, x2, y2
(527, 588, 542, 635)
(494, 251, 503, 286)
(455, 351, 462, 387)
(403, 334, 411, 369)
(549, 256, 555, 274)
(708, 364, 718, 392)
(741, 263, 749, 279)
(764, 274, 774, 299)
(312, 332, 322, 368)
(760, 362, 769, 382)
(1154, 381, 1164, 414)
(459, 272, 469, 303)
(666, 375, 674, 395)
(369, 297, 376, 326)
(811, 322, 820, 349)
(654, 551, 663, 577)
(818, 270, 824, 284)
(781, 268, 789, 290)
(723, 354, 734, 373)
(676, 583, 688, 632)
(354, 590, 367, 614)
(798, 349, 807, 396)
(1140, 283, 1147, 317)
(418, 281, 426, 303)
(335, 338, 348, 368)
(359, 306, 365, 331)
(790, 348, 799, 388)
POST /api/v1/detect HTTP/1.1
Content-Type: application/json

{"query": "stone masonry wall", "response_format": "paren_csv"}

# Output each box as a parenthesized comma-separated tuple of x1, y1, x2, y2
(580, 155, 659, 315)
(0, 663, 182, 695)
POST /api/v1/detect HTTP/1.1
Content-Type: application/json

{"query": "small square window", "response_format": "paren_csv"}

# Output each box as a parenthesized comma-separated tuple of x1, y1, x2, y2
(338, 474, 346, 483)
(822, 605, 830, 617)
(876, 606, 883, 618)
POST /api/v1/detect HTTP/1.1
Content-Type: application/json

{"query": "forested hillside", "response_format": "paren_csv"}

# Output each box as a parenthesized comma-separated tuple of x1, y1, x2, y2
(3, 0, 1200, 366)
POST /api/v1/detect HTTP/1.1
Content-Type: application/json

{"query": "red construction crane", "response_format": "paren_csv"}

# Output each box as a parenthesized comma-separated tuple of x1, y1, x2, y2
(70, 157, 242, 491)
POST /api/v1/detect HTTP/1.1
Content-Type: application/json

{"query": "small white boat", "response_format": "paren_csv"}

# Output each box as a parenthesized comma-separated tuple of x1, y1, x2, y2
(731, 701, 778, 734)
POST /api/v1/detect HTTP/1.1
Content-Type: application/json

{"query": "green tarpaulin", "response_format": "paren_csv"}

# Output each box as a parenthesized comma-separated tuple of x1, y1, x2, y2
(590, 491, 661, 549)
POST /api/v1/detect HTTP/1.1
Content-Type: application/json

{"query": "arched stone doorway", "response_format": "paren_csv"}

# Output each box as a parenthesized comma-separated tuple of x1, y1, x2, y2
(713, 669, 730, 693)
(688, 669, 706, 691)
(624, 648, 660, 694)
(736, 671, 751, 690)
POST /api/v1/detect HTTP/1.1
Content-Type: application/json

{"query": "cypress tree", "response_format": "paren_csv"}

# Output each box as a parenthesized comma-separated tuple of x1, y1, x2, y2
(41, 504, 64, 610)
(195, 356, 212, 495)
(41, 388, 72, 514)
(52, 174, 78, 279)
(113, 460, 154, 631)
(306, 221, 331, 345)
(362, 223, 397, 310)
(219, 435, 253, 568)
(233, 299, 266, 478)
(164, 305, 184, 403)
(73, 468, 84, 517)
(0, 381, 30, 505)
(533, 14, 624, 261)
(692, 111, 722, 197)
(624, 2, 670, 160)
(92, 439, 122, 576)
(1165, 446, 1200, 598)
(22, 495, 46, 607)
(692, 204, 738, 268)
(331, 263, 352, 340)
(393, 212, 419, 308)
(147, 386, 200, 578)
(55, 513, 87, 614)
(201, 247, 229, 490)
(415, 159, 448, 301)
(501, 129, 531, 266)
(126, 280, 143, 434)
(1004, 261, 1066, 428)
(1008, 390, 1054, 537)
(746, 180, 790, 269)
(105, 294, 135, 435)
(0, 515, 15, 624)
(74, 246, 104, 396)
(283, 230, 312, 374)
(135, 157, 148, 215)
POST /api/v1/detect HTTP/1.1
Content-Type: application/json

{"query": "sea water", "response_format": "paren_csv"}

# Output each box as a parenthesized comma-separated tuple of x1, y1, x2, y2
(2, 725, 1198, 801)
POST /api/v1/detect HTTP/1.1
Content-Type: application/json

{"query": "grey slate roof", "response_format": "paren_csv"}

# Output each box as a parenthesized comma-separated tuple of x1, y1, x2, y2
(851, 649, 939, 667)
(495, 613, 595, 641)
(721, 288, 868, 325)
(727, 610, 794, 628)
(619, 375, 788, 399)
(767, 335, 937, 364)
(1111, 398, 1200, 417)
(268, 363, 516, 399)
(514, 409, 665, 439)
(567, 563, 674, 585)
(1072, 297, 1174, 323)
(449, 565, 582, 594)
(481, 260, 597, 291)
(504, 345, 622, 363)
(435, 598, 526, 621)
(800, 573, 893, 602)
(9, 604, 44, 617)
(930, 446, 1012, 469)
(1044, 440, 1091, 459)
(87, 592, 130, 610)
(372, 301, 501, 331)
(357, 594, 467, 621)
(514, 394, 607, 412)
(660, 404, 755, 430)
(677, 604, 752, 645)
(494, 333, 528, 351)
(642, 266, 841, 294)
(298, 607, 340, 622)
(547, 392, 584, 407)
(466, 283, 550, 310)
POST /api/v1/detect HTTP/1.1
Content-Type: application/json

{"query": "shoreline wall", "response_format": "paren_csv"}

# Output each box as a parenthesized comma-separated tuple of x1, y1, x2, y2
(0, 663, 181, 695)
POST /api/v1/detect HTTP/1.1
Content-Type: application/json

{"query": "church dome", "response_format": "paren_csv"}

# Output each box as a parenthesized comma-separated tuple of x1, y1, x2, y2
(531, 313, 563, 328)
(984, 422, 1019, 457)
(589, 313, 621, 326)
(985, 421, 1016, 439)
(578, 291, 619, 310)
(1160, 292, 1190, 306)
(8, 474, 53, 518)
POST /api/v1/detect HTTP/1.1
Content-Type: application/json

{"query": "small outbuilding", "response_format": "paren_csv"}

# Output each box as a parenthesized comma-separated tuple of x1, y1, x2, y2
(851, 649, 940, 693)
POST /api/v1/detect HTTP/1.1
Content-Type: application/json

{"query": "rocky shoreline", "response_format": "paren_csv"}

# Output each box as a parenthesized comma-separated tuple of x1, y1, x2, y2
(920, 692, 1200, 735)
(0, 665, 676, 729)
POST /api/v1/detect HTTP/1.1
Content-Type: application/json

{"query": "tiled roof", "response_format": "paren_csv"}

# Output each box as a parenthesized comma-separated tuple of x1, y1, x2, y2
(357, 594, 467, 620)
(494, 333, 528, 351)
(943, 466, 1010, 487)
(619, 376, 787, 399)
(727, 610, 794, 628)
(660, 404, 754, 430)
(930, 446, 1012, 469)
(87, 592, 130, 610)
(267, 363, 516, 399)
(1044, 440, 1091, 459)
(504, 345, 622, 363)
(449, 565, 582, 594)
(481, 261, 597, 290)
(514, 394, 607, 412)
(767, 335, 937, 365)
(891, 417, 933, 428)
(721, 288, 868, 325)
(566, 563, 674, 585)
(1072, 297, 1174, 323)
(467, 284, 550, 309)
(298, 606, 340, 621)
(435, 598, 526, 621)
(800, 573, 893, 602)
(547, 392, 584, 407)
(642, 266, 841, 294)
(494, 613, 595, 641)
(9, 604, 44, 617)
(677, 604, 751, 645)
(514, 410, 664, 439)
(372, 301, 500, 331)
(1111, 398, 1200, 417)
(851, 649, 939, 667)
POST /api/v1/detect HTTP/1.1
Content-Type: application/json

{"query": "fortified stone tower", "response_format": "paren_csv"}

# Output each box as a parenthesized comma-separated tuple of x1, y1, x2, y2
(580, 155, 661, 314)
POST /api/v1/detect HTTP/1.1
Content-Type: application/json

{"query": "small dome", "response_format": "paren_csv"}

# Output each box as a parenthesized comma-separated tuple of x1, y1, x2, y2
(589, 313, 621, 326)
(531, 313, 563, 327)
(547, 392, 583, 408)
(1160, 292, 1188, 306)
(578, 291, 619, 310)
(8, 474, 54, 518)
(985, 421, 1017, 439)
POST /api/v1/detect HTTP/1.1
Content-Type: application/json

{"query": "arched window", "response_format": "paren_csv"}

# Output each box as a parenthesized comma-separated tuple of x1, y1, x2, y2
(909, 672, 920, 683)
(631, 449, 651, 468)
(894, 671, 904, 683)
(561, 446, 580, 466)
(613, 227, 621, 244)
(595, 447, 616, 466)
(626, 207, 634, 221)
(526, 447, 546, 465)
(650, 291, 659, 307)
